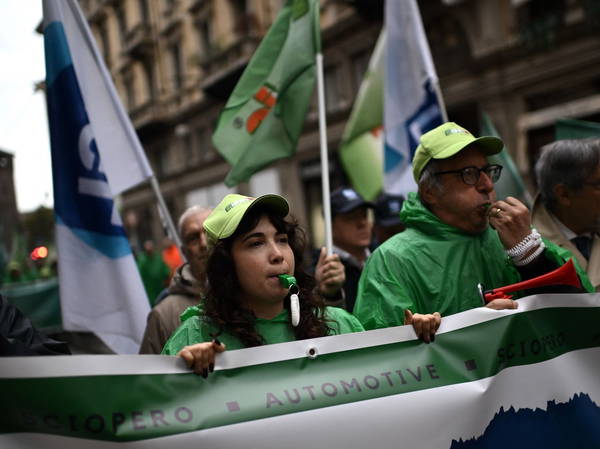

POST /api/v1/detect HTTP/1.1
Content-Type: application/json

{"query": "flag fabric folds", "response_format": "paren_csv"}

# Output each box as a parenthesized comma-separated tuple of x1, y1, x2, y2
(384, 0, 444, 196)
(480, 112, 533, 207)
(43, 0, 151, 353)
(555, 117, 600, 140)
(212, 0, 320, 187)
(338, 31, 385, 201)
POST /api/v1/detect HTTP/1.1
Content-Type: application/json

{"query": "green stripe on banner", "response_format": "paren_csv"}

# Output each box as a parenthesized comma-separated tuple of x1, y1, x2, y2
(2, 300, 600, 442)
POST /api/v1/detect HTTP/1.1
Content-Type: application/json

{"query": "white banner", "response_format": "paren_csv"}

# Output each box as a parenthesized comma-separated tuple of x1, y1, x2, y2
(2, 294, 600, 448)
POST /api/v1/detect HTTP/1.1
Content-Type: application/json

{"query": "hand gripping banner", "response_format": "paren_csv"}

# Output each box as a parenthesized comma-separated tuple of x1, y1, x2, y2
(2, 294, 600, 448)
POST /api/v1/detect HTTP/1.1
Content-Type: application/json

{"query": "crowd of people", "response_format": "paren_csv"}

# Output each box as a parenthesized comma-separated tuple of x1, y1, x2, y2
(2, 121, 598, 363)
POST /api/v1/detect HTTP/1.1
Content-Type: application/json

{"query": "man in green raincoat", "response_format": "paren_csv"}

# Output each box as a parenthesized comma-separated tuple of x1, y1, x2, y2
(354, 122, 592, 342)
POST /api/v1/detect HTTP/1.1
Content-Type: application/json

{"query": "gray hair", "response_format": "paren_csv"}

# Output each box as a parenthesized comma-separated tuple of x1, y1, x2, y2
(417, 159, 444, 203)
(535, 138, 600, 210)
(177, 206, 212, 236)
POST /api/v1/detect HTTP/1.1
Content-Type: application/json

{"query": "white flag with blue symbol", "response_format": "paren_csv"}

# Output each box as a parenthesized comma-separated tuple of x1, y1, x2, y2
(384, 0, 445, 195)
(43, 0, 152, 353)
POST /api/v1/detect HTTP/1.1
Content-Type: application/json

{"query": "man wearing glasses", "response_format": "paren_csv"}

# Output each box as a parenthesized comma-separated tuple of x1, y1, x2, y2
(353, 122, 591, 342)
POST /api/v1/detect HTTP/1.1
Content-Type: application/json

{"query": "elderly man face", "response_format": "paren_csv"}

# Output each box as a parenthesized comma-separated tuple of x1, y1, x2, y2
(559, 163, 600, 234)
(421, 145, 496, 234)
(181, 209, 212, 278)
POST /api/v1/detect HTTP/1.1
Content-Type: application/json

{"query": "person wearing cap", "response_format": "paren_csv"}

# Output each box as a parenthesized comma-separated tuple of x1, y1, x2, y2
(162, 193, 364, 376)
(354, 122, 592, 341)
(313, 186, 374, 313)
(373, 193, 406, 245)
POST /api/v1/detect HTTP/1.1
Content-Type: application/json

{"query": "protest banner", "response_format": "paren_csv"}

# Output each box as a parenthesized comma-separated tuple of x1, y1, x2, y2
(2, 293, 600, 448)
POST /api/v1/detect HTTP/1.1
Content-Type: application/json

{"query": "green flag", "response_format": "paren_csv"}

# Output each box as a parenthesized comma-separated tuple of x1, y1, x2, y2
(212, 0, 320, 187)
(555, 117, 600, 140)
(338, 31, 385, 201)
(480, 112, 533, 207)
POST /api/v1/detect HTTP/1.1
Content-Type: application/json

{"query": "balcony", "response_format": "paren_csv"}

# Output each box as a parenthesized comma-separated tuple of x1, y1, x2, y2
(200, 36, 260, 99)
(124, 23, 154, 60)
(130, 101, 169, 137)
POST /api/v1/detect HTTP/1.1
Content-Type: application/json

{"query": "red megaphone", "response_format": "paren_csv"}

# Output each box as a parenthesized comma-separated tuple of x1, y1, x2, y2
(477, 258, 581, 304)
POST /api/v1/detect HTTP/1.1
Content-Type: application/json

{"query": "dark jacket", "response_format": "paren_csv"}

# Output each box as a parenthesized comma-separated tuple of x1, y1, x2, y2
(0, 294, 71, 356)
(139, 264, 203, 354)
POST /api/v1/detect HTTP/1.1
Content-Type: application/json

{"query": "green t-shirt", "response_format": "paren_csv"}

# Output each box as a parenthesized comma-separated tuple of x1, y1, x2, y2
(162, 306, 364, 355)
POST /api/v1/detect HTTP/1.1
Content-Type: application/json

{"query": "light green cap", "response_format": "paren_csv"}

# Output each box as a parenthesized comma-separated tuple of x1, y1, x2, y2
(203, 193, 289, 246)
(412, 122, 504, 182)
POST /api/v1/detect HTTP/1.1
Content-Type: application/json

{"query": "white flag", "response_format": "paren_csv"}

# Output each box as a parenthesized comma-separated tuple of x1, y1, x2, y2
(384, 0, 445, 196)
(43, 0, 151, 353)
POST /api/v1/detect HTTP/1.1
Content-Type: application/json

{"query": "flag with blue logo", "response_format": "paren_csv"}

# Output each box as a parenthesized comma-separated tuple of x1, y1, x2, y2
(384, 0, 445, 195)
(43, 0, 152, 353)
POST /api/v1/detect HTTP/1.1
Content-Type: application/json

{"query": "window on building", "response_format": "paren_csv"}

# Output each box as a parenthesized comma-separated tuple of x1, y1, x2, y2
(181, 128, 195, 166)
(324, 65, 342, 113)
(231, 0, 246, 15)
(164, 0, 177, 16)
(196, 19, 214, 57)
(193, 128, 206, 163)
(351, 49, 371, 92)
(115, 4, 127, 42)
(143, 61, 155, 100)
(231, 0, 248, 34)
(138, 0, 149, 23)
(170, 43, 184, 90)
(196, 127, 218, 162)
(124, 72, 135, 110)
(159, 144, 172, 176)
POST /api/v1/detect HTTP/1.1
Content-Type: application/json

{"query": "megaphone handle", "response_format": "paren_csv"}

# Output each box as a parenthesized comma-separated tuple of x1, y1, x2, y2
(484, 289, 514, 302)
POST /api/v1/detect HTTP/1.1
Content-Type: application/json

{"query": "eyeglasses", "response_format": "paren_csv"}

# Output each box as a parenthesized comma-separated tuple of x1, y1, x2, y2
(434, 164, 503, 185)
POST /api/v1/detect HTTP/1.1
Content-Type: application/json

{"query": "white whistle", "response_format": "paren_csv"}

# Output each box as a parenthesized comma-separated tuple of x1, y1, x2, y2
(290, 292, 300, 327)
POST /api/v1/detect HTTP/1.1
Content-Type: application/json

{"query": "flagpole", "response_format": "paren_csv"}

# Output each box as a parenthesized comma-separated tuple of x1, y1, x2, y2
(149, 175, 184, 257)
(433, 81, 448, 122)
(315, 52, 333, 255)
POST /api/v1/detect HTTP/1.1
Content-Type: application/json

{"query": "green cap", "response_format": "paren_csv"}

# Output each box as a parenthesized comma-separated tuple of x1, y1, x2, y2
(203, 193, 289, 246)
(412, 122, 504, 182)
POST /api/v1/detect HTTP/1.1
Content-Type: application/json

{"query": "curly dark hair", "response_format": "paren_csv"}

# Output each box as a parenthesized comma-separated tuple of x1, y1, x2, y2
(203, 206, 332, 347)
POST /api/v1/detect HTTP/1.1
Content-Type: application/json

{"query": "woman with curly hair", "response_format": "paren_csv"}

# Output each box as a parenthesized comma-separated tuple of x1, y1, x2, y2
(162, 193, 364, 376)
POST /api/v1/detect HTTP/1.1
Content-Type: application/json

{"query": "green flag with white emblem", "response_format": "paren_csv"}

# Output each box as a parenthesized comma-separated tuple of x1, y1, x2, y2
(212, 0, 320, 187)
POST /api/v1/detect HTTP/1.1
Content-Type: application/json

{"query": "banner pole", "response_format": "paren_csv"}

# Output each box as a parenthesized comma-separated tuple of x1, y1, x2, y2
(315, 52, 333, 255)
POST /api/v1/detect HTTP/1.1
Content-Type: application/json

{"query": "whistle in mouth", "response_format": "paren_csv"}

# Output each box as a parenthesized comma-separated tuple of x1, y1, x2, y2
(278, 274, 297, 289)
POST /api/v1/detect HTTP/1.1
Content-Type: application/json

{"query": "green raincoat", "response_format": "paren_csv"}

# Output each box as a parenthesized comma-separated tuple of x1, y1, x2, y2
(162, 306, 364, 354)
(354, 192, 593, 330)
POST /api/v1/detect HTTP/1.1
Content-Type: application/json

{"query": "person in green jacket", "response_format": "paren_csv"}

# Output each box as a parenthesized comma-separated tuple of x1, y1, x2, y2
(354, 122, 593, 342)
(162, 193, 364, 376)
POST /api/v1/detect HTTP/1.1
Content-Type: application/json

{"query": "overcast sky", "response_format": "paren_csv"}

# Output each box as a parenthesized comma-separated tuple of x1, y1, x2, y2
(0, 1, 52, 213)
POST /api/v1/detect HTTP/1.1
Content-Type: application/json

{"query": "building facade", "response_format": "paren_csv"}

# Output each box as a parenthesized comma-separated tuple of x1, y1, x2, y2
(0, 149, 20, 261)
(78, 0, 600, 250)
